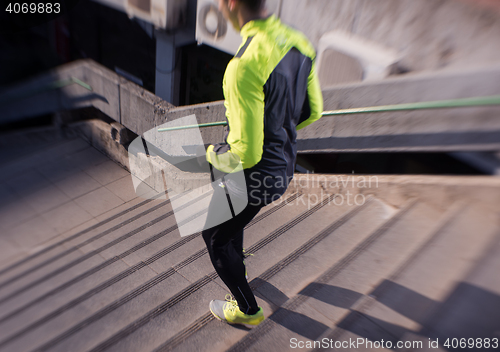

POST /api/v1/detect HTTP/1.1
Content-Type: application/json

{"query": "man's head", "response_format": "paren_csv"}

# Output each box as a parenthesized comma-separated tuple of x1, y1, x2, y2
(218, 0, 266, 31)
(239, 0, 265, 12)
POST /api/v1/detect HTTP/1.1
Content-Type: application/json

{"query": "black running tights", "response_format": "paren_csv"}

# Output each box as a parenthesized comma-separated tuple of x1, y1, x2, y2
(202, 188, 264, 315)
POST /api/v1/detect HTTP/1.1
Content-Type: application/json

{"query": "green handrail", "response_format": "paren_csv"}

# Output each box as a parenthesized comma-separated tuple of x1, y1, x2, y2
(322, 94, 500, 116)
(157, 95, 500, 132)
(157, 121, 227, 132)
(0, 76, 93, 105)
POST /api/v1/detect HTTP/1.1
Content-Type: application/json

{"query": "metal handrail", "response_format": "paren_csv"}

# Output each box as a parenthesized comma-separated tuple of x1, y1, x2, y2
(322, 95, 500, 116)
(0, 77, 93, 105)
(157, 95, 500, 132)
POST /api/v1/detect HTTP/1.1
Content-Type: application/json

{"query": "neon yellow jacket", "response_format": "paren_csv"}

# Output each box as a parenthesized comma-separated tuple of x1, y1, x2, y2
(207, 15, 323, 181)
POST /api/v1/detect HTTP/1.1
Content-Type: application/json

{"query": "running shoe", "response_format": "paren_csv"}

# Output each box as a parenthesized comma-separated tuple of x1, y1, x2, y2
(209, 294, 265, 326)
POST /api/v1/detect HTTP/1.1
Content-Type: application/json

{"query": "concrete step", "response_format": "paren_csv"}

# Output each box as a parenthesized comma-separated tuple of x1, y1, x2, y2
(309, 202, 499, 351)
(0, 137, 91, 184)
(0, 133, 151, 270)
(154, 196, 397, 352)
(24, 193, 360, 352)
(419, 232, 500, 351)
(0, 186, 222, 328)
(0, 192, 168, 294)
(398, 233, 500, 352)
(0, 192, 301, 346)
(0, 158, 498, 352)
(226, 199, 449, 351)
(0, 189, 201, 317)
(0, 191, 303, 351)
(0, 189, 214, 334)
(0, 126, 66, 167)
(83, 196, 358, 352)
(99, 195, 392, 350)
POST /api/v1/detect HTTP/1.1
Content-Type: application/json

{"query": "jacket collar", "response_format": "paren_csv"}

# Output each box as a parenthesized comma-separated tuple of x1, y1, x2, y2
(240, 15, 277, 38)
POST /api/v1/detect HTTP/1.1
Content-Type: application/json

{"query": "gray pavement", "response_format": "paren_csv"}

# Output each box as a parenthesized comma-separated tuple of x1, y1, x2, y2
(0, 127, 156, 269)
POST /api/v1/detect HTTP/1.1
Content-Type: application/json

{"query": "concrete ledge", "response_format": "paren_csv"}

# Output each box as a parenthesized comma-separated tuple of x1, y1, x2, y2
(66, 118, 500, 212)
(284, 174, 500, 211)
(69, 118, 132, 172)
(69, 118, 212, 196)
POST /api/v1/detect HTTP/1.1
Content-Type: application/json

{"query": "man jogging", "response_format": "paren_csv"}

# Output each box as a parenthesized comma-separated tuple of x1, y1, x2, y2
(202, 0, 323, 326)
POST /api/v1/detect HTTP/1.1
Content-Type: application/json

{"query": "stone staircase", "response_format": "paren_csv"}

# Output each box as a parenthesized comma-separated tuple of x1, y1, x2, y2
(0, 132, 498, 352)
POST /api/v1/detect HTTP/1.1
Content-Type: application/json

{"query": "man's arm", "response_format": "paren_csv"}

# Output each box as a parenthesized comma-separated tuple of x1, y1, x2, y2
(206, 59, 265, 173)
(296, 61, 323, 130)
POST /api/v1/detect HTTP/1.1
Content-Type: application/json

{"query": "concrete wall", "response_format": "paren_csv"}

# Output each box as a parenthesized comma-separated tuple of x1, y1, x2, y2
(3, 59, 500, 153)
(297, 64, 500, 152)
(280, 0, 500, 73)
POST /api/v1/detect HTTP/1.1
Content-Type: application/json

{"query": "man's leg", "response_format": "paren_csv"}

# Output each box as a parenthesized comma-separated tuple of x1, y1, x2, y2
(202, 201, 263, 314)
(231, 229, 244, 260)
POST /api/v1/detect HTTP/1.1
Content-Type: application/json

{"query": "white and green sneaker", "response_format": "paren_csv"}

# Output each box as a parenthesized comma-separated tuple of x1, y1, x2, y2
(209, 295, 265, 326)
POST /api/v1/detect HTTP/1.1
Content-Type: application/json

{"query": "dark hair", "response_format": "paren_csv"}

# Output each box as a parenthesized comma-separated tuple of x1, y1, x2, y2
(241, 0, 265, 12)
